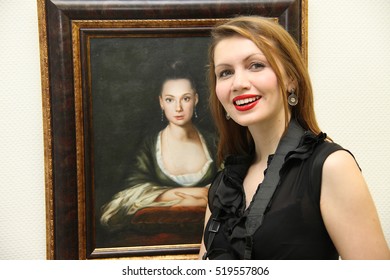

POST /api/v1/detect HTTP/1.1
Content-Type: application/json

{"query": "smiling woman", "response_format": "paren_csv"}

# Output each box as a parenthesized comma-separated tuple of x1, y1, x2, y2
(200, 16, 390, 260)
(213, 36, 288, 128)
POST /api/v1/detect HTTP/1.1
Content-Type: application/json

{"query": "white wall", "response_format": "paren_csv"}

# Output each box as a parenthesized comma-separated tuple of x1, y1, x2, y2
(0, 1, 46, 259)
(0, 0, 389, 259)
(308, 0, 390, 246)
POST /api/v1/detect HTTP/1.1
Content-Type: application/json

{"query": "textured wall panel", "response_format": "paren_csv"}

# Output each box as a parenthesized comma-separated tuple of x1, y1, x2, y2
(309, 0, 390, 245)
(0, 1, 46, 259)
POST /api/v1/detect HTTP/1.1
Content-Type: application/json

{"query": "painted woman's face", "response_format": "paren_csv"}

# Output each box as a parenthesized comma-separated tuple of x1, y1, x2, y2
(159, 79, 198, 126)
(213, 36, 290, 128)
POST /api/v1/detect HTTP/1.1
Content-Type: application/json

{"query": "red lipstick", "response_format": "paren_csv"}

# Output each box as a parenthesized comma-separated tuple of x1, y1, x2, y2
(233, 94, 261, 112)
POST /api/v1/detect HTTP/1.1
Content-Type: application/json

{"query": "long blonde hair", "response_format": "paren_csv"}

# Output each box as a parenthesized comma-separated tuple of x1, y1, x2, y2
(208, 16, 322, 165)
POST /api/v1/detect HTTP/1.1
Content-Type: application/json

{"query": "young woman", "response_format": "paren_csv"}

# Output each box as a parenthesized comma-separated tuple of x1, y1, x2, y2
(100, 61, 217, 230)
(199, 16, 390, 260)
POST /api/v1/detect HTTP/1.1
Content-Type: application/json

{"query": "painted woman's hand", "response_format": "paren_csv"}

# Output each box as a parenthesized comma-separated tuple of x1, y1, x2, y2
(155, 187, 208, 207)
(171, 191, 207, 207)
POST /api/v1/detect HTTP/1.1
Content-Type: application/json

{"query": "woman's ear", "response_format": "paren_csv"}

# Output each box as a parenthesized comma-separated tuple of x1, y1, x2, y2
(286, 77, 297, 92)
(195, 93, 199, 106)
(159, 95, 164, 110)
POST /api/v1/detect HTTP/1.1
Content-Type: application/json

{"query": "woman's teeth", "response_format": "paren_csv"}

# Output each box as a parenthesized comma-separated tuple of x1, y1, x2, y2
(235, 96, 260, 106)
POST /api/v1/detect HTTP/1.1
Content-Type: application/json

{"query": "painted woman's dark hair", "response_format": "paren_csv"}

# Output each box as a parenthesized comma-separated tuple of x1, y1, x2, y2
(158, 60, 197, 95)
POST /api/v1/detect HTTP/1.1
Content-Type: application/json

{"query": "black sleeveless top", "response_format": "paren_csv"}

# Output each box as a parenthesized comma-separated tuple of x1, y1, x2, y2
(204, 131, 351, 260)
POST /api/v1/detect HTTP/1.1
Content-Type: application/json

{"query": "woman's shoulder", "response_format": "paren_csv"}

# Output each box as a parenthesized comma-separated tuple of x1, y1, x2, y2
(132, 129, 162, 159)
(139, 129, 161, 146)
(196, 127, 218, 156)
(322, 148, 360, 176)
(306, 136, 360, 192)
(312, 139, 357, 170)
(299, 130, 353, 166)
(197, 127, 217, 143)
(313, 140, 345, 159)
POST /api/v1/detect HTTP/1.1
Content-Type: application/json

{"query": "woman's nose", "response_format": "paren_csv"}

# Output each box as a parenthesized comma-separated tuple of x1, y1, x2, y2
(232, 70, 251, 92)
(176, 102, 183, 112)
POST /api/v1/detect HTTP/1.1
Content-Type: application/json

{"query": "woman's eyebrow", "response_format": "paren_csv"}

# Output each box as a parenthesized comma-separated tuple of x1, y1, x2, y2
(215, 53, 267, 68)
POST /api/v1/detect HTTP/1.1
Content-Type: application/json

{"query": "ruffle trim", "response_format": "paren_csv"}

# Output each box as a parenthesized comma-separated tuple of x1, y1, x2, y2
(209, 130, 327, 258)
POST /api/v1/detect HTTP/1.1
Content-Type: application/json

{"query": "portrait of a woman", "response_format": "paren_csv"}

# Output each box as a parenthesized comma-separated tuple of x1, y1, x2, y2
(99, 61, 217, 243)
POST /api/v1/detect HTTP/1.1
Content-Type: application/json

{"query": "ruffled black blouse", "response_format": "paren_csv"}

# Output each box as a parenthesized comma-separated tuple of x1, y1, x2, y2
(204, 131, 348, 260)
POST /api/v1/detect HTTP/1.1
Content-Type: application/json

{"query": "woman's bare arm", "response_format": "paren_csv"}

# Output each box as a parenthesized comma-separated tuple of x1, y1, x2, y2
(320, 150, 390, 259)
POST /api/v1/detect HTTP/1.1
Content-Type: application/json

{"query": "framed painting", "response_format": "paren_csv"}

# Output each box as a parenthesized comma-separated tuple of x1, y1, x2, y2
(37, 0, 308, 260)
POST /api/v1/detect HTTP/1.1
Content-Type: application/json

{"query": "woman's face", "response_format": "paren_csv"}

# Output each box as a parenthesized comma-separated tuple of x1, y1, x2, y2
(159, 79, 198, 126)
(213, 36, 290, 128)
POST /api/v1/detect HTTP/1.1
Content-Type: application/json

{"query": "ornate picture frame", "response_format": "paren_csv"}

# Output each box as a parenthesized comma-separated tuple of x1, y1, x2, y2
(37, 0, 307, 260)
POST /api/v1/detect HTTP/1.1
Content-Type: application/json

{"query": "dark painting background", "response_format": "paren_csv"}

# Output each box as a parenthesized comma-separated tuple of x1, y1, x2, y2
(89, 36, 216, 247)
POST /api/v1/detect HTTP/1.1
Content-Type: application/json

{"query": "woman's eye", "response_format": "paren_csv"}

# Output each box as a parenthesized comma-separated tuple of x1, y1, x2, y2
(250, 62, 265, 70)
(165, 98, 173, 103)
(183, 96, 191, 102)
(218, 69, 233, 79)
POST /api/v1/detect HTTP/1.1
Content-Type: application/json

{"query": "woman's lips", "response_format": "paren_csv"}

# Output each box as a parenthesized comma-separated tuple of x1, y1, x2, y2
(233, 94, 261, 111)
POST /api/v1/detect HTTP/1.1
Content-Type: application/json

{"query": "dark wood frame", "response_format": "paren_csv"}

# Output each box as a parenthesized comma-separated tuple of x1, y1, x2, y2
(37, 0, 308, 260)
